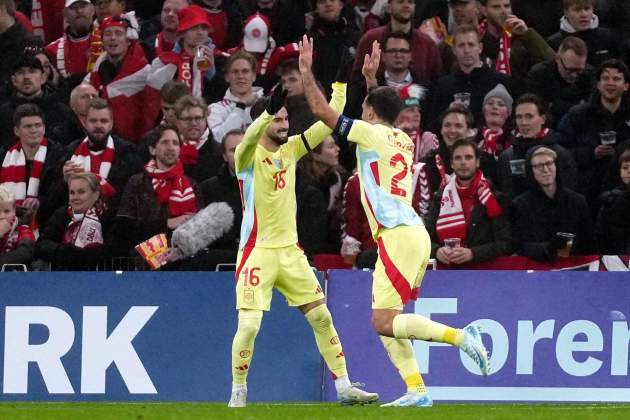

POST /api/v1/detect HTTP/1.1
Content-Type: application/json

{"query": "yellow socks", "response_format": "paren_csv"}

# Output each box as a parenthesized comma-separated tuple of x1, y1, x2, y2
(304, 304, 348, 379)
(392, 313, 465, 347)
(380, 336, 427, 394)
(231, 309, 263, 385)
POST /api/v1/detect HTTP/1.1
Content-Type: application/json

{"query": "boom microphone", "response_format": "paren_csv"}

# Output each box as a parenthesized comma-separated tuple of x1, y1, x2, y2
(171, 202, 235, 258)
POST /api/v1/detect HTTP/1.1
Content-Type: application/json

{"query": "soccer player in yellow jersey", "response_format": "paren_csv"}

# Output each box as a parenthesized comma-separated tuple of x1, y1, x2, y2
(298, 35, 490, 407)
(228, 77, 379, 407)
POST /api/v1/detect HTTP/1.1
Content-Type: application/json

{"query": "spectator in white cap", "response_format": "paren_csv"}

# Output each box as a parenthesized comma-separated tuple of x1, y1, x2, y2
(45, 0, 103, 83)
(477, 83, 513, 158)
(229, 12, 299, 92)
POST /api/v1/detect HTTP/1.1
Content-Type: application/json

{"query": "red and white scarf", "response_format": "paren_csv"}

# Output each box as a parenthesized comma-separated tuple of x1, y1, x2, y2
(145, 159, 197, 218)
(436, 170, 502, 243)
(411, 162, 431, 218)
(180, 128, 210, 166)
(0, 139, 48, 206)
(160, 47, 204, 98)
(154, 32, 175, 57)
(1, 216, 35, 254)
(63, 205, 104, 249)
(478, 127, 504, 158)
(435, 153, 452, 188)
(478, 20, 512, 75)
(57, 25, 103, 77)
(70, 136, 116, 197)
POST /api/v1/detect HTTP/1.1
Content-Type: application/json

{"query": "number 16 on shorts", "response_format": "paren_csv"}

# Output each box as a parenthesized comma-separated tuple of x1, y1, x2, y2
(241, 267, 260, 304)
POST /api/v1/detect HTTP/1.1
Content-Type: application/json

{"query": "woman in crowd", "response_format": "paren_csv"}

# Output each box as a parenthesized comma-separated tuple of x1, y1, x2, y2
(36, 172, 111, 270)
(296, 135, 349, 259)
(477, 84, 514, 159)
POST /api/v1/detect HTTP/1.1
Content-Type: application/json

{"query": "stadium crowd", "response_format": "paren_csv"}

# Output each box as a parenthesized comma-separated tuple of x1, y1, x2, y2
(0, 0, 628, 271)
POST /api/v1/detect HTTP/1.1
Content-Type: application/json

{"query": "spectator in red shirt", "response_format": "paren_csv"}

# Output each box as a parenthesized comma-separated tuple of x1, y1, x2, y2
(351, 0, 443, 84)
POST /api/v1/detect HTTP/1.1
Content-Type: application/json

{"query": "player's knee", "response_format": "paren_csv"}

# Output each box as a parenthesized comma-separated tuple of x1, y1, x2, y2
(237, 309, 263, 339)
(305, 304, 333, 331)
(371, 312, 394, 336)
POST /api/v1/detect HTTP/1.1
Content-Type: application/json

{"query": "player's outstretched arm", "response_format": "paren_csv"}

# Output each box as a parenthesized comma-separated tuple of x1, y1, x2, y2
(234, 88, 288, 172)
(298, 35, 340, 130)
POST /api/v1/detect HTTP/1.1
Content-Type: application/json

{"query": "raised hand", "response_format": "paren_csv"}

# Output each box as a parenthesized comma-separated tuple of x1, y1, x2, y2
(298, 34, 314, 74)
(362, 40, 381, 83)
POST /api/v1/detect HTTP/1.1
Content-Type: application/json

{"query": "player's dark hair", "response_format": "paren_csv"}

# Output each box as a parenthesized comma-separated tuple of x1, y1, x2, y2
(365, 86, 402, 126)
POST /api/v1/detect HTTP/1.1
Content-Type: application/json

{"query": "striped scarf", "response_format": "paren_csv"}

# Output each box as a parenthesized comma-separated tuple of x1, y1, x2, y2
(145, 159, 197, 218)
(63, 205, 104, 249)
(0, 139, 48, 205)
(180, 128, 210, 165)
(70, 136, 116, 197)
(478, 20, 512, 75)
(436, 170, 502, 243)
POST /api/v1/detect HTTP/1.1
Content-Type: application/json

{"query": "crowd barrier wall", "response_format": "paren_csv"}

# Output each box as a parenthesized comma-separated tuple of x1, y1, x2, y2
(0, 272, 322, 402)
(1, 270, 628, 403)
(325, 270, 630, 403)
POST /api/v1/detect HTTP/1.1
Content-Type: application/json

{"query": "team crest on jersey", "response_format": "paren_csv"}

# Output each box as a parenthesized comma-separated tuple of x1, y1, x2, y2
(273, 159, 283, 169)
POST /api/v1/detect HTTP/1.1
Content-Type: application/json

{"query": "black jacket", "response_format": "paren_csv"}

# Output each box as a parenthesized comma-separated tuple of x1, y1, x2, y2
(428, 66, 513, 128)
(497, 130, 578, 199)
(526, 60, 594, 128)
(307, 16, 360, 98)
(425, 183, 512, 263)
(111, 171, 203, 258)
(295, 166, 349, 259)
(183, 138, 224, 184)
(510, 146, 595, 261)
(199, 163, 242, 268)
(547, 27, 619, 69)
(0, 91, 75, 149)
(596, 186, 630, 254)
(556, 96, 630, 213)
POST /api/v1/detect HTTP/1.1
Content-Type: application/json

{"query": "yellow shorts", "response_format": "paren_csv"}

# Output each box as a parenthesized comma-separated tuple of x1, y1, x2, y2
(372, 224, 431, 310)
(235, 244, 325, 311)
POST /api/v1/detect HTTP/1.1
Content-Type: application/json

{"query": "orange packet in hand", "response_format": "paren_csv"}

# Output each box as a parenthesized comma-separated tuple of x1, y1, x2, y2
(135, 233, 169, 270)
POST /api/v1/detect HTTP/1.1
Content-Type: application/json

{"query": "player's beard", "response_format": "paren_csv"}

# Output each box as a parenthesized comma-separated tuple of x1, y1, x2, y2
(269, 130, 288, 146)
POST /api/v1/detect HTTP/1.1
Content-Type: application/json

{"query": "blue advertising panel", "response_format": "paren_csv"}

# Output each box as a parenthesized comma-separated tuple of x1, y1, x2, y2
(0, 272, 322, 402)
(325, 270, 630, 403)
